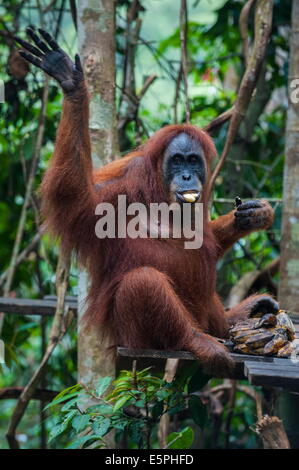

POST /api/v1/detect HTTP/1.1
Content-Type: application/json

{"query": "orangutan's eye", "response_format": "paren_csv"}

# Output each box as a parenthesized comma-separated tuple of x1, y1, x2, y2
(188, 154, 199, 164)
(172, 153, 183, 164)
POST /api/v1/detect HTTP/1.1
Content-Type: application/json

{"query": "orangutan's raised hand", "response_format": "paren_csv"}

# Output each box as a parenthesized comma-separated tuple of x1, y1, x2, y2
(15, 27, 83, 93)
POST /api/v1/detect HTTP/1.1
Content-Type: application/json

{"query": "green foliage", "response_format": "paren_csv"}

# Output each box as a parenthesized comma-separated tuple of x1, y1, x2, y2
(45, 367, 262, 449)
(46, 366, 213, 449)
(167, 426, 194, 449)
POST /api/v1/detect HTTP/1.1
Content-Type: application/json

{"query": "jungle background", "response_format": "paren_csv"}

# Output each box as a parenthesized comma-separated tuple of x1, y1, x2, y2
(0, 0, 296, 450)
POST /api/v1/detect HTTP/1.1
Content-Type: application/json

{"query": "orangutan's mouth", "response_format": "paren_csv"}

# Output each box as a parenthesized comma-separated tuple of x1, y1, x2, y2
(176, 191, 200, 203)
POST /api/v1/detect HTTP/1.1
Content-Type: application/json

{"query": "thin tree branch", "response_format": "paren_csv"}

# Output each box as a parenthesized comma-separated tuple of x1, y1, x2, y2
(158, 359, 179, 448)
(69, 0, 77, 30)
(0, 387, 59, 401)
(239, 0, 256, 65)
(255, 390, 263, 421)
(203, 106, 235, 134)
(224, 380, 237, 448)
(43, 0, 57, 13)
(173, 64, 183, 124)
(137, 74, 157, 100)
(54, 0, 66, 40)
(180, 0, 190, 122)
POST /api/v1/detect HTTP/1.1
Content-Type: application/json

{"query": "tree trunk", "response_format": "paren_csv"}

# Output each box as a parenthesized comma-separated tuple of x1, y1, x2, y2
(77, 0, 119, 392)
(277, 0, 299, 449)
(278, 0, 299, 313)
(77, 0, 119, 167)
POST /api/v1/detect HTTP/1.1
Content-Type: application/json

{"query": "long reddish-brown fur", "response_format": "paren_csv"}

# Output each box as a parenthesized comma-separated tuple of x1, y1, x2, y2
(41, 82, 275, 374)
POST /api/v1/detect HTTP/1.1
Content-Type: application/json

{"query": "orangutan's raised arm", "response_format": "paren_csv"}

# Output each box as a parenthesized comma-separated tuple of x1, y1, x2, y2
(16, 28, 97, 254)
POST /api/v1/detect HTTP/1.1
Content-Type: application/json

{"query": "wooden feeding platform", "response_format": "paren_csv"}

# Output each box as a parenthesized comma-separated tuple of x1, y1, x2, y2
(0, 296, 78, 316)
(118, 319, 299, 392)
(117, 346, 299, 392)
(1, 295, 299, 392)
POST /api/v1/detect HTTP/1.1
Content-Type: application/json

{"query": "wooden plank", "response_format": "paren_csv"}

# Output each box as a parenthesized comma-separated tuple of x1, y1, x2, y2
(43, 295, 77, 302)
(117, 348, 299, 384)
(117, 347, 195, 361)
(117, 348, 247, 379)
(230, 353, 292, 365)
(244, 361, 299, 391)
(247, 374, 299, 391)
(0, 297, 78, 316)
(118, 348, 297, 366)
(233, 354, 299, 366)
(244, 363, 299, 376)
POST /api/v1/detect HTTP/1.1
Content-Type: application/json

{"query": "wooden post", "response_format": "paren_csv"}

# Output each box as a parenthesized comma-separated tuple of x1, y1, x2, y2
(277, 0, 299, 449)
(77, 0, 119, 390)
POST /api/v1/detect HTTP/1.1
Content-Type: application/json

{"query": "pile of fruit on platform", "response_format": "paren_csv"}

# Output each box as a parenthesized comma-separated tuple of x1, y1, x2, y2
(229, 310, 297, 358)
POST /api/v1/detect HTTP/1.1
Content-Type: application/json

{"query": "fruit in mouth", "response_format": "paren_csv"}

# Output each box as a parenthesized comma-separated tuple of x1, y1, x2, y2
(177, 191, 200, 203)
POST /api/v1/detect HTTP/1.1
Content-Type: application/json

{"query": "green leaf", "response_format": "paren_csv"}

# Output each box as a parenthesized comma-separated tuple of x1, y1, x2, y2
(135, 400, 145, 408)
(97, 403, 114, 414)
(44, 384, 82, 410)
(61, 397, 79, 412)
(112, 419, 127, 431)
(17, 322, 37, 332)
(86, 403, 113, 415)
(136, 367, 153, 377)
(72, 414, 90, 432)
(188, 366, 211, 393)
(44, 392, 80, 410)
(53, 384, 82, 399)
(48, 420, 70, 442)
(64, 409, 78, 423)
(92, 417, 111, 437)
(113, 395, 131, 412)
(67, 434, 104, 449)
(167, 426, 194, 449)
(188, 395, 208, 428)
(95, 376, 113, 397)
